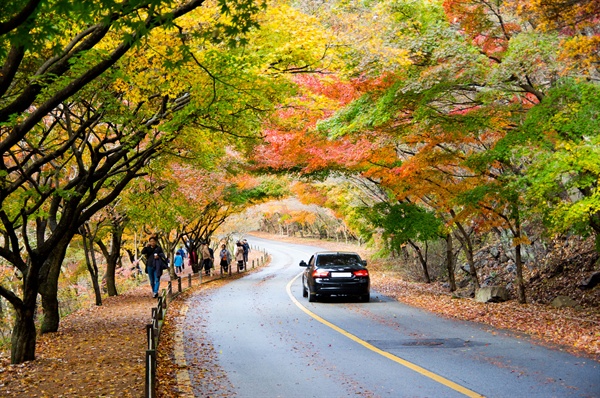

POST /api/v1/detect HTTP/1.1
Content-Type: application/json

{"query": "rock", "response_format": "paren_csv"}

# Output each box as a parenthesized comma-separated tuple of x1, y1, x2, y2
(475, 286, 509, 303)
(490, 247, 499, 258)
(579, 272, 600, 290)
(457, 278, 470, 289)
(550, 295, 578, 308)
(499, 254, 509, 263)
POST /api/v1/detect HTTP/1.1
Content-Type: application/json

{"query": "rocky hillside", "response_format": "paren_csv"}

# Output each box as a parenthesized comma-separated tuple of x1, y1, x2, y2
(467, 236, 599, 308)
(526, 237, 599, 308)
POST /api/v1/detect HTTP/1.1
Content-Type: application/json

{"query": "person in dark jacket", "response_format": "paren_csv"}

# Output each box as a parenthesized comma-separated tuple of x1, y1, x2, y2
(141, 236, 167, 298)
(219, 244, 232, 273)
(241, 239, 250, 267)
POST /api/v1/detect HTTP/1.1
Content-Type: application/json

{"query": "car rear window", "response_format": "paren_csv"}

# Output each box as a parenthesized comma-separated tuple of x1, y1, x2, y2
(316, 254, 361, 266)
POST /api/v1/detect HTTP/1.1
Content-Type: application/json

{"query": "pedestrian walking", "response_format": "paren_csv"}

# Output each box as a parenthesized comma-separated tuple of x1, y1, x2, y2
(242, 239, 250, 267)
(176, 244, 187, 269)
(219, 244, 232, 273)
(188, 248, 198, 271)
(201, 242, 213, 276)
(174, 251, 183, 273)
(235, 241, 245, 271)
(141, 236, 168, 298)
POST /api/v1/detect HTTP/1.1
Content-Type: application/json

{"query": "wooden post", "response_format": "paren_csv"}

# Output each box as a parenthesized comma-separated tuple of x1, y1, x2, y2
(157, 299, 163, 321)
(145, 349, 156, 398)
(146, 323, 154, 350)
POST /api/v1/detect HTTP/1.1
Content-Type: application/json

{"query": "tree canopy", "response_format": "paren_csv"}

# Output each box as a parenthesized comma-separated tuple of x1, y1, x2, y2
(1, 0, 599, 364)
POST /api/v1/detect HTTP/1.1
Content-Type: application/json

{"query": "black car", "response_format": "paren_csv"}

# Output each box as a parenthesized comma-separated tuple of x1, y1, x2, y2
(300, 251, 370, 302)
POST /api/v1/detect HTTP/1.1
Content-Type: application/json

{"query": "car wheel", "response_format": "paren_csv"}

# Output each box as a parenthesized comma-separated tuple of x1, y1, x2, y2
(360, 294, 370, 302)
(302, 282, 308, 298)
(308, 288, 318, 302)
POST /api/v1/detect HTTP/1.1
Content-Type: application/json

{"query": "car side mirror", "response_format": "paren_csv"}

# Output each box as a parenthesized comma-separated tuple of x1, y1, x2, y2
(299, 260, 308, 267)
(361, 260, 367, 267)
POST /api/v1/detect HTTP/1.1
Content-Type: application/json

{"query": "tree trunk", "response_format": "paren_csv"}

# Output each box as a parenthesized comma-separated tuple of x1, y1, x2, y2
(81, 225, 102, 306)
(453, 220, 480, 289)
(513, 213, 527, 304)
(588, 212, 600, 252)
(39, 263, 62, 334)
(91, 270, 102, 306)
(159, 233, 180, 280)
(104, 260, 118, 297)
(463, 242, 479, 288)
(408, 240, 431, 283)
(11, 304, 37, 364)
(38, 237, 72, 334)
(97, 227, 123, 297)
(41, 293, 59, 331)
(445, 234, 457, 292)
(10, 258, 41, 364)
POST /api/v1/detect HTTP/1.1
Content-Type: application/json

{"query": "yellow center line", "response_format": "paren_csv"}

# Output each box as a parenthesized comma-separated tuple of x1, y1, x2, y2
(286, 273, 485, 398)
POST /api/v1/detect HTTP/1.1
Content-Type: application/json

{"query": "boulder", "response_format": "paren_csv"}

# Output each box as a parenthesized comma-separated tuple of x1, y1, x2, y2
(475, 286, 509, 303)
(457, 278, 470, 289)
(550, 295, 578, 308)
(490, 246, 499, 258)
(579, 272, 600, 290)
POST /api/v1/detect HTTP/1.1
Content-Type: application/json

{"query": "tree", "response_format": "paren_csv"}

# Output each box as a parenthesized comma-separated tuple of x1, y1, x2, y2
(0, 0, 263, 364)
(364, 201, 443, 283)
(94, 204, 129, 297)
(518, 81, 600, 245)
(79, 221, 104, 306)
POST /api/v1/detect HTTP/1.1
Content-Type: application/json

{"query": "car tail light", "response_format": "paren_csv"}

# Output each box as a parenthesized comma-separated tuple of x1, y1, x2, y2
(353, 269, 369, 277)
(312, 270, 330, 278)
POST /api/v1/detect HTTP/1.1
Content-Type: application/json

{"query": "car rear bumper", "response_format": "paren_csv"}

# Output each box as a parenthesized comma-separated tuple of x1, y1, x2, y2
(312, 279, 370, 296)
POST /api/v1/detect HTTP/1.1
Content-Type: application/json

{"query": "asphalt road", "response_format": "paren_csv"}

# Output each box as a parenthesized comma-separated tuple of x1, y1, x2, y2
(179, 236, 600, 398)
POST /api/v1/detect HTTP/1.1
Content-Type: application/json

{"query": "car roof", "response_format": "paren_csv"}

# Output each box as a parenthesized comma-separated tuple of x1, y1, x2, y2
(313, 251, 361, 255)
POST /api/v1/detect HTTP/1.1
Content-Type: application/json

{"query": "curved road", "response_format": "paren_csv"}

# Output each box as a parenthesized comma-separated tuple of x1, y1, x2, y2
(177, 236, 600, 397)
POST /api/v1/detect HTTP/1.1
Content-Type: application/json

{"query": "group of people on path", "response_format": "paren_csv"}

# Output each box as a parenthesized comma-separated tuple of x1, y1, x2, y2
(138, 236, 251, 298)
(217, 239, 249, 273)
(208, 239, 250, 274)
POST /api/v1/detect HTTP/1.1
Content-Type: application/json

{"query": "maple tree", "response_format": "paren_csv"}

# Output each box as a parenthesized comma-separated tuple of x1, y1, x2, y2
(250, 0, 599, 307)
(517, 81, 600, 239)
(0, 0, 267, 364)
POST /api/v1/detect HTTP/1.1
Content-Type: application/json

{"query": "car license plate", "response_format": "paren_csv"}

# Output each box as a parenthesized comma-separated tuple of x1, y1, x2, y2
(331, 272, 352, 278)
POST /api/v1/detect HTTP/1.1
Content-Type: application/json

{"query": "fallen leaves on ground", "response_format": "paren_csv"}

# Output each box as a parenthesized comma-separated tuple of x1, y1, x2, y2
(0, 285, 153, 397)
